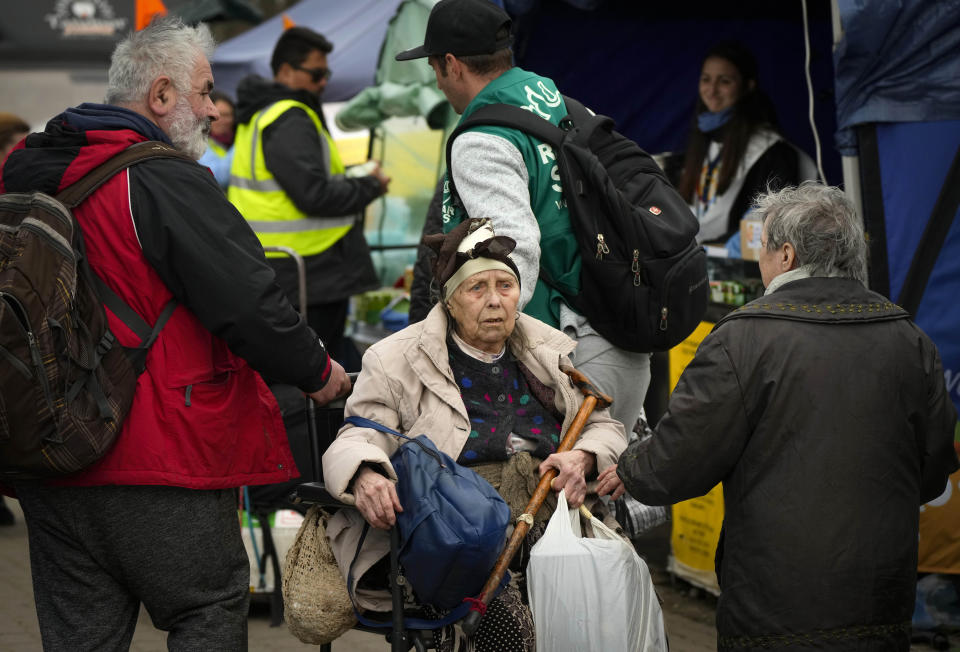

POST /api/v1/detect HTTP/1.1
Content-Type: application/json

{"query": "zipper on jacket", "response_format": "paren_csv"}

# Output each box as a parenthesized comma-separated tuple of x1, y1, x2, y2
(1, 292, 59, 431)
(595, 233, 609, 259)
(184, 384, 193, 407)
(632, 249, 641, 286)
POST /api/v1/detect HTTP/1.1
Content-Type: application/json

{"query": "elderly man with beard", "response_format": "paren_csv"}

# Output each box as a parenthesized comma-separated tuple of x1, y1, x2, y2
(0, 17, 349, 651)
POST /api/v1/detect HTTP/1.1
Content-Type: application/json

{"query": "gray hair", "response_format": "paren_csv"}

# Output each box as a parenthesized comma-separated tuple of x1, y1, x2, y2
(753, 182, 868, 284)
(106, 16, 216, 105)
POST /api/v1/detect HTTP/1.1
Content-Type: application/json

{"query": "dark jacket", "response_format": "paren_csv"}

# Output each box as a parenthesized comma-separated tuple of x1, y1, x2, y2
(1, 104, 331, 488)
(724, 140, 800, 239)
(618, 276, 959, 651)
(234, 76, 380, 305)
(408, 177, 444, 324)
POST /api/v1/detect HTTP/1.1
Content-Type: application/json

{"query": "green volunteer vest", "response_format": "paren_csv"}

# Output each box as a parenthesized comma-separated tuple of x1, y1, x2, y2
(228, 99, 353, 258)
(442, 67, 580, 327)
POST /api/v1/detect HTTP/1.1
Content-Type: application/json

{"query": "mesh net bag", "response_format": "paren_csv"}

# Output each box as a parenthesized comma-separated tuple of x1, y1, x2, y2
(282, 505, 357, 644)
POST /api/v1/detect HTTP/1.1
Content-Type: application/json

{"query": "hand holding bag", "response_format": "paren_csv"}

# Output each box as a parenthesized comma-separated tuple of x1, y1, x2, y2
(528, 489, 668, 651)
(282, 505, 356, 644)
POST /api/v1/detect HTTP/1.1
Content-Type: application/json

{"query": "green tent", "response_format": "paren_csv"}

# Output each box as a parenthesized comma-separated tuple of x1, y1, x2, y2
(335, 0, 455, 290)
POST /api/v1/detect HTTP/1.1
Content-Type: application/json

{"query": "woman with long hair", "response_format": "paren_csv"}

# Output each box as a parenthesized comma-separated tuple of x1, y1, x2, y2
(677, 42, 817, 246)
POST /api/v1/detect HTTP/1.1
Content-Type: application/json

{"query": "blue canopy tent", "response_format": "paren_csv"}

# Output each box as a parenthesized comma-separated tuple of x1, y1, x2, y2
(834, 1, 960, 581)
(209, 0, 404, 102)
(832, 0, 960, 422)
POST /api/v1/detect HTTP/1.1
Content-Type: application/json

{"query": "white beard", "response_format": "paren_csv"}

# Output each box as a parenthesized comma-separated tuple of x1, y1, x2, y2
(167, 95, 210, 160)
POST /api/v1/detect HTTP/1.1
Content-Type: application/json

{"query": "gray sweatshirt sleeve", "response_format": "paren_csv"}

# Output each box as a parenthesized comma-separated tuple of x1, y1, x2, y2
(450, 131, 540, 308)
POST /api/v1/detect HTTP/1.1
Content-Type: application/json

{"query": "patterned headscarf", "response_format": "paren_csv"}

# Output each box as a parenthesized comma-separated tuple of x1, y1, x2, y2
(421, 218, 521, 301)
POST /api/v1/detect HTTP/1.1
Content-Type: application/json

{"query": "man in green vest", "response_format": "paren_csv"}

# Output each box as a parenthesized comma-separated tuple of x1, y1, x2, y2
(231, 26, 390, 361)
(396, 0, 651, 438)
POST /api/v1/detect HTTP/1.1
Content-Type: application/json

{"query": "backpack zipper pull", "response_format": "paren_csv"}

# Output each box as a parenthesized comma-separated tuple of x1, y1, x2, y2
(659, 306, 668, 331)
(632, 249, 641, 286)
(596, 233, 610, 259)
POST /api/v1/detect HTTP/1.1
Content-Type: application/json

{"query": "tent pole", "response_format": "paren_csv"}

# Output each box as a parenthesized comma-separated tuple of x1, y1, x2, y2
(831, 0, 864, 220)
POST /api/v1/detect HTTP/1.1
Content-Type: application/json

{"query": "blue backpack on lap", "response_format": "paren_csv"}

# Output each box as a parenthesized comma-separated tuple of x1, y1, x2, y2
(344, 416, 511, 612)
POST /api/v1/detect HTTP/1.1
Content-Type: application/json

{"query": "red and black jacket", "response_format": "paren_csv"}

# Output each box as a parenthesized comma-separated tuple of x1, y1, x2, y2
(1, 104, 332, 488)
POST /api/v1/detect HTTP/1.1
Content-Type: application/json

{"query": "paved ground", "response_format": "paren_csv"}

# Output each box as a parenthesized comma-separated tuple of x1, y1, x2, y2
(0, 500, 716, 651)
(2, 499, 954, 651)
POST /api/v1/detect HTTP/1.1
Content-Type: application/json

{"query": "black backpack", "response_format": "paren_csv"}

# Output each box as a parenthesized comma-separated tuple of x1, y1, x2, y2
(447, 96, 708, 352)
(0, 141, 189, 480)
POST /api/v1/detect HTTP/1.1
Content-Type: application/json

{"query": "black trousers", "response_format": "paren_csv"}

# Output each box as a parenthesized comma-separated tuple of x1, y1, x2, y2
(306, 299, 349, 364)
(16, 484, 249, 652)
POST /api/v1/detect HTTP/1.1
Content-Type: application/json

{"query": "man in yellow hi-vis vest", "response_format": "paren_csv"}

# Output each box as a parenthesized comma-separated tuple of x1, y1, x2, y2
(230, 26, 390, 361)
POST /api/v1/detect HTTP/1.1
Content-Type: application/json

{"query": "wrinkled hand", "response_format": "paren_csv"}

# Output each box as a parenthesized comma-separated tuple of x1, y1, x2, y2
(307, 360, 351, 406)
(596, 464, 626, 501)
(539, 450, 595, 508)
(369, 162, 391, 194)
(352, 467, 403, 530)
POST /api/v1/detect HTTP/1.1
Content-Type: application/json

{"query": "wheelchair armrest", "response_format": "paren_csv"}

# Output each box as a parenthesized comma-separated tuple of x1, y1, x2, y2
(292, 482, 346, 509)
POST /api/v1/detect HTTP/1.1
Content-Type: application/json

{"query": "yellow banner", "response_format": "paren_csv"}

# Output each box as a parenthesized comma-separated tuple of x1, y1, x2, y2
(668, 321, 714, 391)
(668, 320, 723, 593)
(669, 483, 723, 594)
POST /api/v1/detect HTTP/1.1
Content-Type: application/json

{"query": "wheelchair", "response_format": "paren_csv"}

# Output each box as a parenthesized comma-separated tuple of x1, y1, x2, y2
(278, 386, 444, 652)
(293, 480, 442, 652)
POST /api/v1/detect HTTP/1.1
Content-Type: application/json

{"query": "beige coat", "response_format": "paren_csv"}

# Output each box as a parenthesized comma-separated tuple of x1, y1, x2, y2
(322, 304, 626, 610)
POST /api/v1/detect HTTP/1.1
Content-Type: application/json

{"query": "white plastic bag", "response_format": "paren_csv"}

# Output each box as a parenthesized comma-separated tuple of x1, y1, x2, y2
(527, 490, 667, 651)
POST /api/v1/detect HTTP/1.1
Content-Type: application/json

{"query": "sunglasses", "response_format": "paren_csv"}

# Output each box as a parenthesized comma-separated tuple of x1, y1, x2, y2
(294, 64, 332, 82)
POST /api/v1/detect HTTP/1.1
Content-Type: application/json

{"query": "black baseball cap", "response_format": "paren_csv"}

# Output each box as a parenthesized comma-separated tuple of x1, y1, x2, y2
(395, 0, 513, 61)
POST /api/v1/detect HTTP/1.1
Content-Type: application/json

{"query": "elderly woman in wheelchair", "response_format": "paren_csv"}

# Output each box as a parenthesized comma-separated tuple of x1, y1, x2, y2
(322, 219, 627, 651)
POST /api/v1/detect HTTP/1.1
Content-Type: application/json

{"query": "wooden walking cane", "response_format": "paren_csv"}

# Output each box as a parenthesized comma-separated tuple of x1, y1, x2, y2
(460, 365, 613, 636)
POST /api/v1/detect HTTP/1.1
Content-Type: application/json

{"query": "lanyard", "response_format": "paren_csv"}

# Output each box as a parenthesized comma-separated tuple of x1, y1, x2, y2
(697, 150, 723, 207)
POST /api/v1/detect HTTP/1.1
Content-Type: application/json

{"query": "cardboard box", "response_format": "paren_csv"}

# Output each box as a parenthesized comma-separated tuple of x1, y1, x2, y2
(740, 217, 764, 261)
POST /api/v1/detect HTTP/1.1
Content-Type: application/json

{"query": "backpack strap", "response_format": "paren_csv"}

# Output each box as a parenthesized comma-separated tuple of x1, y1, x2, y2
(343, 415, 447, 466)
(343, 414, 412, 441)
(896, 143, 960, 318)
(444, 95, 609, 204)
(443, 96, 608, 309)
(446, 102, 566, 208)
(56, 141, 193, 208)
(56, 141, 193, 373)
(91, 272, 178, 373)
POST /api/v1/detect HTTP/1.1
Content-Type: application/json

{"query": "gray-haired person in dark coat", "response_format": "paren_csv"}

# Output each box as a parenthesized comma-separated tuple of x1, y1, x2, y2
(598, 182, 959, 652)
